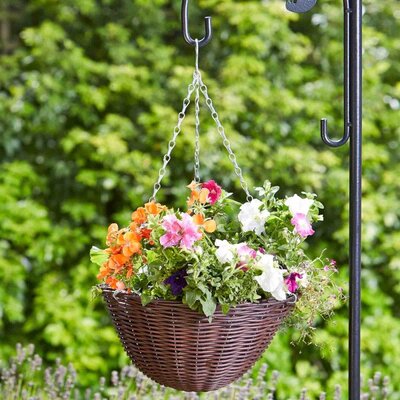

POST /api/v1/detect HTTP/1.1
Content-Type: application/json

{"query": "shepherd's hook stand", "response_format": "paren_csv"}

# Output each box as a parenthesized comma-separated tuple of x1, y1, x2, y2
(290, 1, 362, 397)
(182, 0, 362, 397)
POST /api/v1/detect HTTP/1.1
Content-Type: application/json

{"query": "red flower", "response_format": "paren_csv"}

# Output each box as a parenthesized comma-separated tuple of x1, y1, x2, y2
(202, 180, 222, 205)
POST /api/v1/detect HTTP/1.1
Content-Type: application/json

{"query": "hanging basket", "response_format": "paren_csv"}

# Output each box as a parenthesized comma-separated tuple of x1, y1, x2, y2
(102, 285, 295, 392)
(91, 37, 310, 393)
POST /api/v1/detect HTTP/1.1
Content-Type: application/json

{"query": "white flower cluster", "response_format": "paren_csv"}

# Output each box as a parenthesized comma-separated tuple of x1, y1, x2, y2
(215, 239, 286, 301)
(238, 199, 270, 235)
(253, 253, 286, 301)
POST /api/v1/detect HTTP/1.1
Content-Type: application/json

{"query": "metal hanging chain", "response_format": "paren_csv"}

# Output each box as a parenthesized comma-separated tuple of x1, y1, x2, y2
(150, 40, 253, 202)
(198, 74, 253, 202)
(150, 73, 198, 202)
(194, 40, 201, 182)
(194, 82, 201, 182)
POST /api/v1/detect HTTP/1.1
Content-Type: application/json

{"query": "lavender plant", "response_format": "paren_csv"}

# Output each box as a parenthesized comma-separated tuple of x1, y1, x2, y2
(0, 344, 394, 399)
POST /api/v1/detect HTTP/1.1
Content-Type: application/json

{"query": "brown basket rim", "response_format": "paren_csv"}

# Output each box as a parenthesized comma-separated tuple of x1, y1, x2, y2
(99, 284, 296, 310)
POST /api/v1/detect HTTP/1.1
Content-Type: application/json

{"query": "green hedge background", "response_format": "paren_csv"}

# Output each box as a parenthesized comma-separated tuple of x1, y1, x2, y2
(0, 0, 399, 397)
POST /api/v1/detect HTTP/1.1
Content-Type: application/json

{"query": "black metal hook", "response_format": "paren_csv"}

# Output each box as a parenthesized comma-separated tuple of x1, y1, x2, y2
(181, 0, 212, 47)
(320, 0, 352, 147)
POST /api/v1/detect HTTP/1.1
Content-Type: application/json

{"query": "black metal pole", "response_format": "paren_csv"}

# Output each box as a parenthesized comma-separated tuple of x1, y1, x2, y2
(348, 0, 362, 398)
(287, 0, 363, 396)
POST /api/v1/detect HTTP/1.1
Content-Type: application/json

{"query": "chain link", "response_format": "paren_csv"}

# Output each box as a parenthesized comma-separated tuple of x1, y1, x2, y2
(150, 74, 197, 202)
(198, 75, 253, 201)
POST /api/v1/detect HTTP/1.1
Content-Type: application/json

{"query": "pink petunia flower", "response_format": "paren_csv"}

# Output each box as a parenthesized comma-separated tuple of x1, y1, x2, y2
(160, 213, 202, 250)
(159, 214, 182, 248)
(236, 243, 257, 271)
(202, 180, 222, 205)
(236, 243, 257, 260)
(291, 213, 315, 238)
(285, 272, 303, 293)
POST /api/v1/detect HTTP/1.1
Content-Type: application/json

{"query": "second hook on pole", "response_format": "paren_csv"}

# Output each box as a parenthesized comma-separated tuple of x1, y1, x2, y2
(181, 0, 212, 47)
(320, 0, 352, 147)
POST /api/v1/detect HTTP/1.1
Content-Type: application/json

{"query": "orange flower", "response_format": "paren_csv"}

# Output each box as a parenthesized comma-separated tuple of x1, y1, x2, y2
(105, 253, 130, 273)
(126, 265, 134, 279)
(106, 276, 119, 289)
(187, 190, 199, 207)
(119, 231, 142, 257)
(131, 207, 147, 225)
(187, 188, 210, 206)
(203, 219, 217, 233)
(192, 214, 217, 233)
(145, 201, 166, 215)
(192, 214, 204, 225)
(187, 180, 199, 191)
(106, 223, 119, 245)
(122, 242, 141, 257)
(97, 265, 112, 280)
(116, 232, 126, 246)
(199, 188, 210, 204)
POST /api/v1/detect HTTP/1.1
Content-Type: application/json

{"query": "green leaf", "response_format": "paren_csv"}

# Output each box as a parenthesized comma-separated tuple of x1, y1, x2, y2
(140, 292, 152, 306)
(89, 246, 108, 266)
(221, 304, 230, 315)
(199, 291, 216, 317)
(184, 290, 198, 308)
(145, 250, 159, 264)
(90, 285, 102, 301)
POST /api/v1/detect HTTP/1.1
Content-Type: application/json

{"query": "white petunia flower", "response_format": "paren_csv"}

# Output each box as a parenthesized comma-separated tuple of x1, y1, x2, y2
(285, 194, 314, 216)
(254, 254, 286, 301)
(298, 270, 309, 288)
(215, 239, 235, 264)
(238, 199, 270, 236)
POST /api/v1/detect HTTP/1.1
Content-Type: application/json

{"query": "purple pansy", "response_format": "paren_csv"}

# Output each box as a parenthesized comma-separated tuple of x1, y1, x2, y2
(164, 269, 188, 296)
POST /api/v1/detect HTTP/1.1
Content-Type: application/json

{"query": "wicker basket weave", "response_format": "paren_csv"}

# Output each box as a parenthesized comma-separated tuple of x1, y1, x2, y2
(102, 285, 294, 392)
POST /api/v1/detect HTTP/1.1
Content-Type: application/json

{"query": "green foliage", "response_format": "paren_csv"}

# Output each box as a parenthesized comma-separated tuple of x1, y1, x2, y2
(0, 0, 399, 397)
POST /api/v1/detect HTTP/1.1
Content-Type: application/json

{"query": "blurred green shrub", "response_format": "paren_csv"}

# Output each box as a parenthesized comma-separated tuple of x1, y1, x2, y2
(0, 0, 399, 397)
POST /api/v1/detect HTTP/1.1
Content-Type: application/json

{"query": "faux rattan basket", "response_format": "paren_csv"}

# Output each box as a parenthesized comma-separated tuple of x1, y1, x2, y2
(102, 285, 295, 392)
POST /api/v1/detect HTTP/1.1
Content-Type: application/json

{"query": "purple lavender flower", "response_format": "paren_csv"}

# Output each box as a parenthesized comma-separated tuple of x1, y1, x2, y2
(164, 269, 188, 296)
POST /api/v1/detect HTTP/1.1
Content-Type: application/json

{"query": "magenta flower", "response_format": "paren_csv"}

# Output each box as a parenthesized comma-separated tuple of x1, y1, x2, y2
(160, 213, 201, 250)
(291, 213, 315, 238)
(202, 180, 222, 205)
(285, 272, 303, 293)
